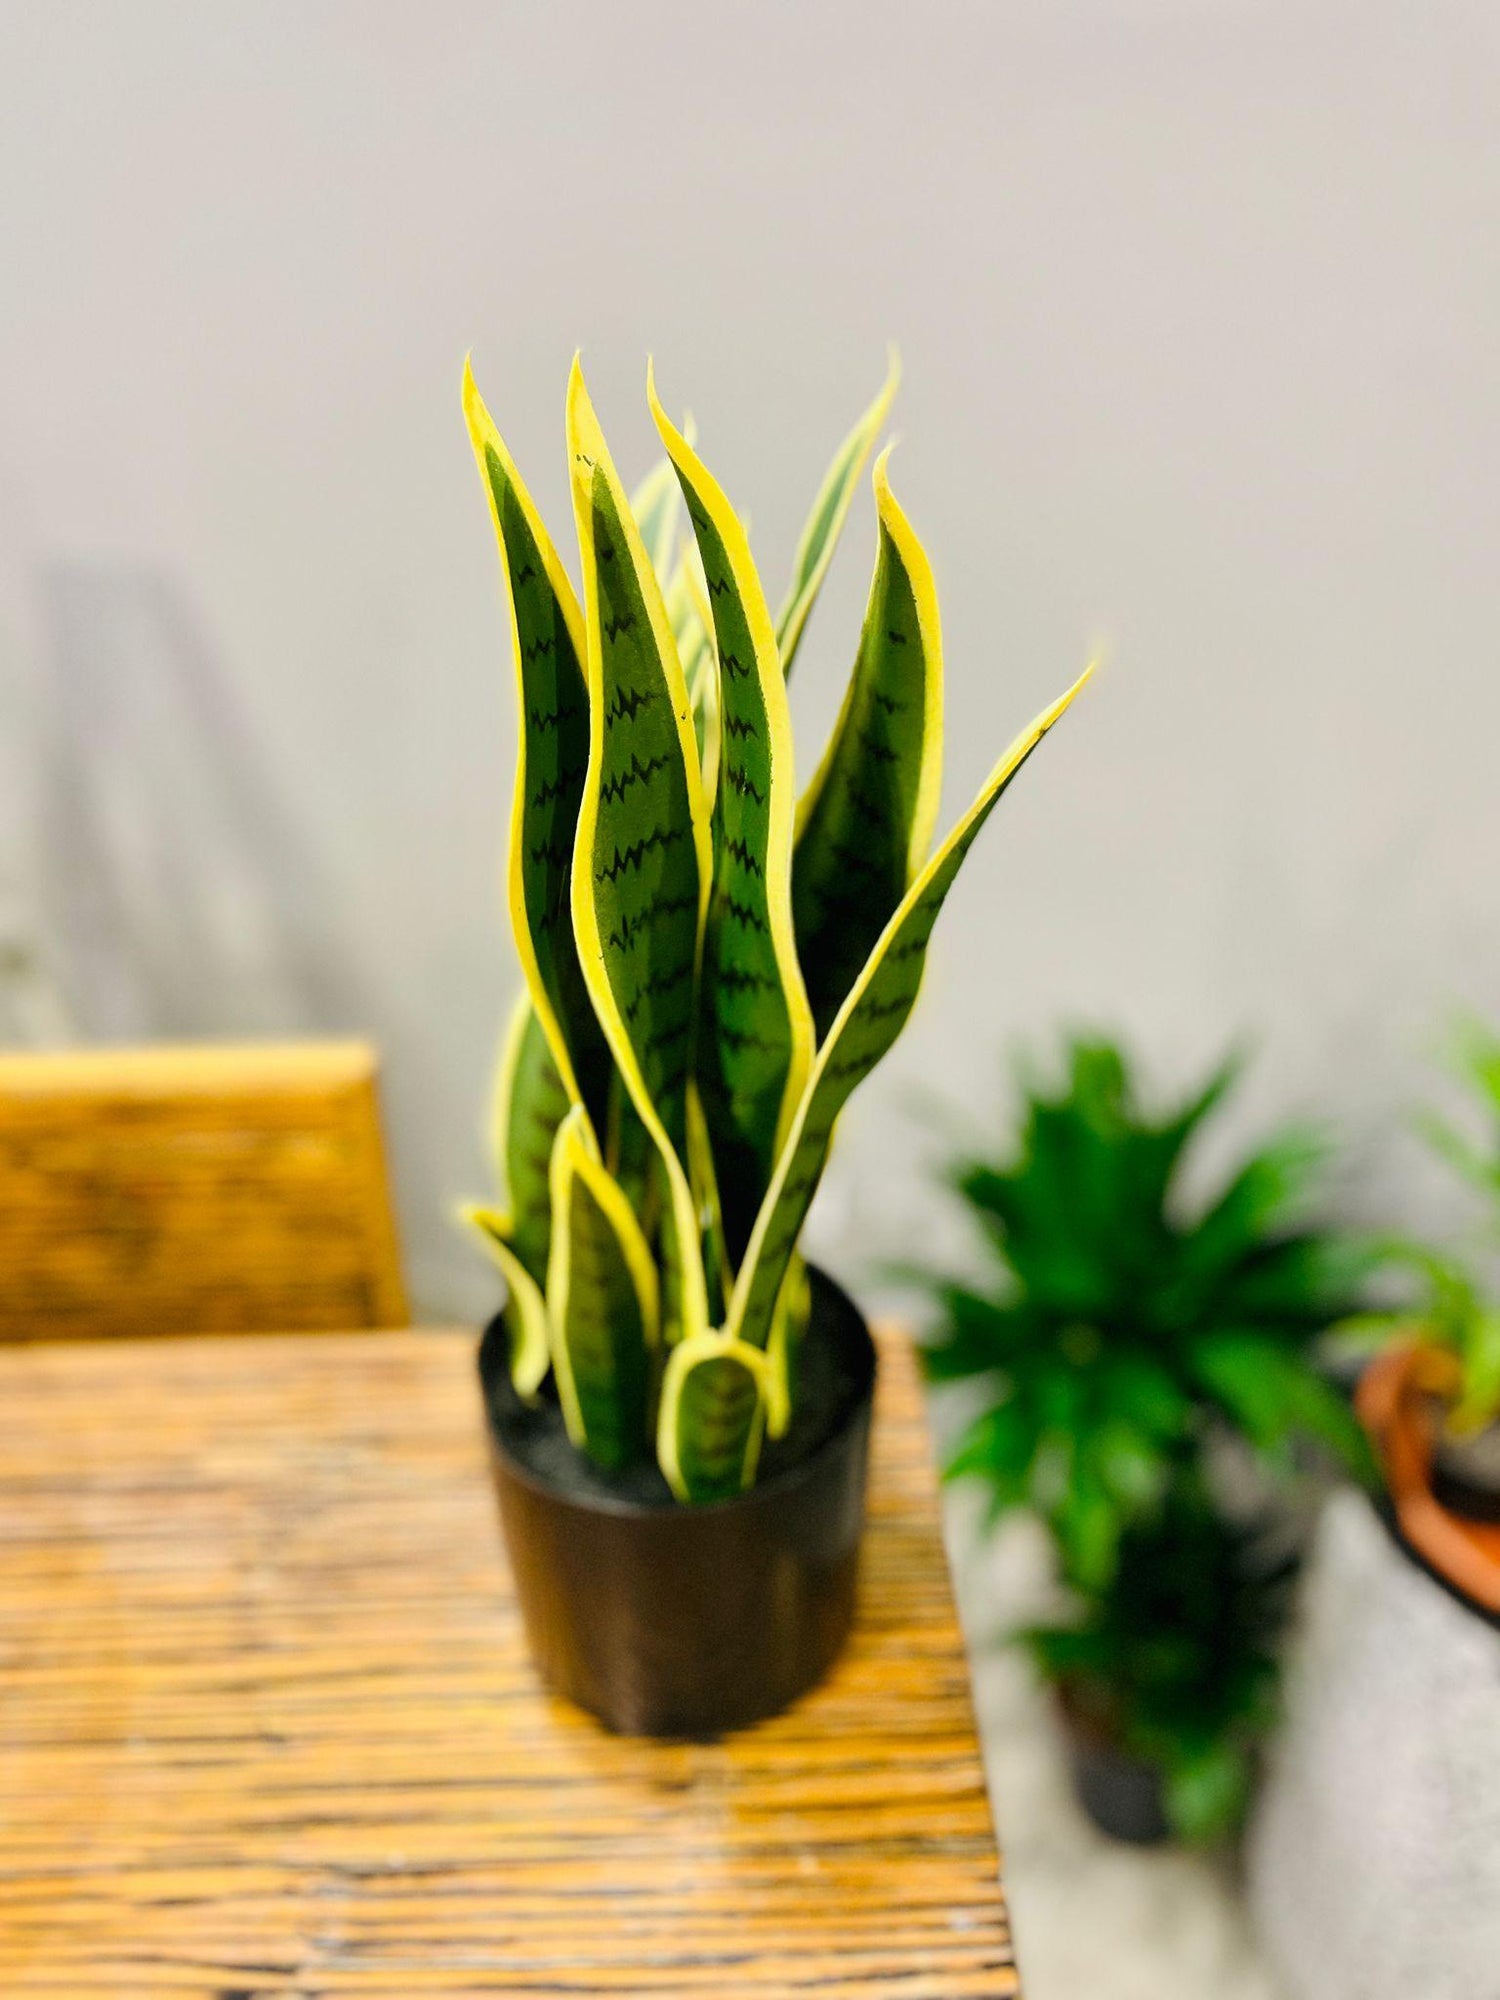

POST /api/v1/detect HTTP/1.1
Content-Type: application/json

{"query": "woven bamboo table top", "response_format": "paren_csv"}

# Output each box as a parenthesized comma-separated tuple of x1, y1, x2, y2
(0, 1324, 1015, 1997)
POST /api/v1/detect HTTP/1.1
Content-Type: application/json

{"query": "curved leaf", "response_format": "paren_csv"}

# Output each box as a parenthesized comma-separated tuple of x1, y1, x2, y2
(765, 1254, 811, 1439)
(649, 366, 814, 1244)
(566, 357, 713, 1342)
(463, 359, 610, 1132)
(657, 1328, 771, 1501)
(462, 1204, 552, 1401)
(728, 663, 1095, 1353)
(487, 991, 570, 1286)
(629, 453, 684, 589)
(546, 1106, 660, 1469)
(793, 450, 944, 1039)
(775, 350, 900, 679)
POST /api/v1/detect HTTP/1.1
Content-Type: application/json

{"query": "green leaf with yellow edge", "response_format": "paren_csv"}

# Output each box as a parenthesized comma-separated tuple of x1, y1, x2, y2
(649, 365, 815, 1247)
(685, 1079, 732, 1327)
(565, 356, 713, 1344)
(728, 663, 1096, 1354)
(775, 350, 900, 679)
(463, 358, 610, 1134)
(461, 1204, 553, 1402)
(546, 1106, 660, 1470)
(765, 1254, 811, 1439)
(793, 450, 944, 1040)
(657, 1328, 771, 1501)
(485, 991, 570, 1288)
(630, 440, 689, 591)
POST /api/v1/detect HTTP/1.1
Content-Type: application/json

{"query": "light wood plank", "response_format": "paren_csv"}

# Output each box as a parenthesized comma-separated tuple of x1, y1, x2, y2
(0, 1325, 1015, 1996)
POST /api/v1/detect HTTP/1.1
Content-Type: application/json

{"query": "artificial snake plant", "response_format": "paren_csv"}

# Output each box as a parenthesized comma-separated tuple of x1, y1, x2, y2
(463, 350, 1092, 1500)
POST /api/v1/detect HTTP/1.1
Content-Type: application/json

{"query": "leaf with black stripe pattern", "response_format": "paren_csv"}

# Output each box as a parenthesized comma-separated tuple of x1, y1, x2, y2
(566, 357, 713, 1343)
(649, 367, 814, 1251)
(793, 451, 944, 1042)
(463, 359, 611, 1133)
(488, 992, 571, 1287)
(728, 664, 1095, 1355)
(775, 351, 900, 679)
(657, 1328, 771, 1501)
(547, 1107, 659, 1470)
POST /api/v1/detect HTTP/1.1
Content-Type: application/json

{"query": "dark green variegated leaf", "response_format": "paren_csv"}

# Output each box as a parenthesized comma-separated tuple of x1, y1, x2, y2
(487, 993, 570, 1286)
(458, 992, 569, 1401)
(566, 358, 713, 1342)
(793, 451, 944, 1039)
(463, 359, 611, 1133)
(650, 368, 814, 1248)
(685, 1082, 732, 1327)
(657, 1329, 770, 1501)
(775, 351, 900, 679)
(546, 1107, 659, 1470)
(728, 665, 1094, 1353)
(765, 1254, 810, 1438)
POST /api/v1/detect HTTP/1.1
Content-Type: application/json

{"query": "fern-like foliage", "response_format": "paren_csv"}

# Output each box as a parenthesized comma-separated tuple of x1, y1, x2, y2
(462, 350, 1092, 1499)
(917, 1039, 1374, 1589)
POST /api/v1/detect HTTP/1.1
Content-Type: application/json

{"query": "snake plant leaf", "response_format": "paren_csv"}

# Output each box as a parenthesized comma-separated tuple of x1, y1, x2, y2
(487, 991, 572, 1287)
(463, 359, 610, 1134)
(775, 349, 900, 679)
(728, 663, 1096, 1353)
(685, 1080, 733, 1326)
(462, 1203, 553, 1401)
(664, 542, 719, 790)
(546, 1106, 660, 1469)
(657, 1328, 772, 1501)
(630, 450, 685, 591)
(765, 1254, 811, 1439)
(649, 367, 815, 1246)
(793, 449, 944, 1041)
(566, 356, 713, 1342)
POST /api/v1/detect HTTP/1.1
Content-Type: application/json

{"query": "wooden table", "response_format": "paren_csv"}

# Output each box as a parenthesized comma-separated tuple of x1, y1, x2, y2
(0, 1328, 1016, 1997)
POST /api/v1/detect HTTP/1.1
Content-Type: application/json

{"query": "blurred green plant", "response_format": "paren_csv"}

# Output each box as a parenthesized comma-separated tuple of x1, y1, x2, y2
(1027, 1468, 1295, 1843)
(918, 1038, 1374, 1592)
(1356, 1013, 1500, 1436)
(910, 1036, 1376, 1842)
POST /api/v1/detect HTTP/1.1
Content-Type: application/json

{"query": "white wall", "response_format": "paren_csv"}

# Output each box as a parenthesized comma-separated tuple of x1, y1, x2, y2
(3, 0, 1497, 1312)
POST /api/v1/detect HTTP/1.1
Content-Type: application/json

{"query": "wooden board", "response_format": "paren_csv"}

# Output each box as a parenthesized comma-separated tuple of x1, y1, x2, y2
(0, 1042, 408, 1339)
(0, 1326, 1016, 1997)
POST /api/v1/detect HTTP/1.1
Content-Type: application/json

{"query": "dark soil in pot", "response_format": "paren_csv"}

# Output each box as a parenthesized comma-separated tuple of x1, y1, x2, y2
(1427, 1405, 1500, 1525)
(478, 1263, 876, 1738)
(1056, 1686, 1171, 1845)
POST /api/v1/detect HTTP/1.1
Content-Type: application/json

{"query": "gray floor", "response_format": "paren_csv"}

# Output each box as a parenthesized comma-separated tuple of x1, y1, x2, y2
(945, 1493, 1282, 2000)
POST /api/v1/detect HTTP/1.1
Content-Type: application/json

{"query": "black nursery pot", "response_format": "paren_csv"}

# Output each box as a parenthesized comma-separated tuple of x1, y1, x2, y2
(1057, 1692, 1171, 1845)
(477, 1265, 877, 1738)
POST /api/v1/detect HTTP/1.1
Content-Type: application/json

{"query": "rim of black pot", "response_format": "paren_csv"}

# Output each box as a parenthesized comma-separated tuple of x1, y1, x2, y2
(477, 1262, 877, 1523)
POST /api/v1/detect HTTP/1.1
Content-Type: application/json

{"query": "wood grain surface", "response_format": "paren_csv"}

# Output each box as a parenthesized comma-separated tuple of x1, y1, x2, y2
(0, 1326, 1016, 1997)
(0, 1043, 408, 1340)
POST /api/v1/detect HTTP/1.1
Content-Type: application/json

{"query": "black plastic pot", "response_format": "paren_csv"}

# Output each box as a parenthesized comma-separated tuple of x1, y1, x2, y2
(477, 1264, 877, 1738)
(1057, 1694, 1171, 1845)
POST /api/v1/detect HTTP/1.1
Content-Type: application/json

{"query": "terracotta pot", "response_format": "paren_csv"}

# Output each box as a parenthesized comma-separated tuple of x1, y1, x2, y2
(478, 1264, 876, 1737)
(1357, 1343, 1500, 1613)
